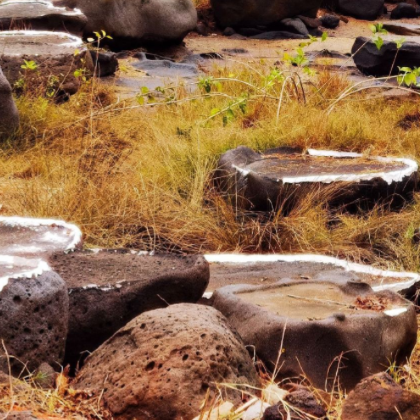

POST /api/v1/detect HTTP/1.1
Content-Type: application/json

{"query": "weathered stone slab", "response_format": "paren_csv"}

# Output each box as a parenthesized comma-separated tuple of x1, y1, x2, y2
(212, 275, 417, 391)
(47, 249, 210, 365)
(0, 0, 87, 35)
(215, 146, 418, 212)
(0, 30, 92, 96)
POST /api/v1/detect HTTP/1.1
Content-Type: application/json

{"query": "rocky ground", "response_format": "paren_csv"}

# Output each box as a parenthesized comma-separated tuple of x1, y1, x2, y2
(2, 0, 420, 419)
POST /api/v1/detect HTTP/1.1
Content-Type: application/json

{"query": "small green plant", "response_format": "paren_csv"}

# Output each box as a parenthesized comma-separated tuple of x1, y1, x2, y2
(21, 60, 38, 71)
(397, 66, 420, 87)
(370, 23, 388, 51)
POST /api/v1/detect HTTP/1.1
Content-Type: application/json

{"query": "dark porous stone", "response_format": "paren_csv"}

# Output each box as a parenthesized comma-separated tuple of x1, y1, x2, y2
(212, 278, 417, 391)
(210, 0, 323, 28)
(48, 250, 210, 367)
(336, 0, 384, 20)
(74, 304, 259, 420)
(342, 372, 420, 420)
(320, 14, 340, 29)
(90, 50, 119, 77)
(263, 385, 326, 419)
(352, 36, 420, 77)
(0, 66, 19, 140)
(0, 271, 68, 376)
(391, 3, 418, 19)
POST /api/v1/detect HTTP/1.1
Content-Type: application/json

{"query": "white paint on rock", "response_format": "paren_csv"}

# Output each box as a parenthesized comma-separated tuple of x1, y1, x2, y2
(0, 215, 82, 250)
(0, 258, 50, 292)
(384, 307, 408, 317)
(204, 253, 420, 294)
(0, 0, 83, 15)
(0, 30, 84, 49)
(232, 149, 418, 185)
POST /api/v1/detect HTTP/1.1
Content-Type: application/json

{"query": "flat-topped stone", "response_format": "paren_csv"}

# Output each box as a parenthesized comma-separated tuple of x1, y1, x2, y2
(0, 0, 87, 35)
(0, 30, 92, 96)
(205, 254, 420, 298)
(213, 276, 417, 390)
(47, 249, 210, 366)
(215, 147, 418, 212)
(0, 216, 82, 259)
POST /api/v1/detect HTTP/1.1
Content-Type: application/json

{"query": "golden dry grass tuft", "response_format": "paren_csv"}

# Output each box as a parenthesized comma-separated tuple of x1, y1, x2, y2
(1, 64, 420, 272)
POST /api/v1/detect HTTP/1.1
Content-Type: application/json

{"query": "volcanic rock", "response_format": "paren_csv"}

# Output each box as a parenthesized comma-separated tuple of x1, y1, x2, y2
(212, 278, 417, 390)
(74, 304, 260, 420)
(48, 250, 210, 366)
(215, 146, 418, 212)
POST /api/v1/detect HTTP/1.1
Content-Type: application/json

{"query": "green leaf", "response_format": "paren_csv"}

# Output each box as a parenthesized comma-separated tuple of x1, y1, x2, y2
(140, 86, 149, 94)
(321, 32, 328, 42)
(137, 96, 145, 105)
(87, 37, 94, 43)
(210, 108, 220, 116)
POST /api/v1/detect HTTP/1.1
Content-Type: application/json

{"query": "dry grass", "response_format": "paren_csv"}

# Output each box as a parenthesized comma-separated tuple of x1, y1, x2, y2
(1, 63, 420, 271)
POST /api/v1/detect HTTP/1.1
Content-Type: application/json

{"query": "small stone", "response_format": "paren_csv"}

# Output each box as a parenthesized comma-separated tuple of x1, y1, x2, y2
(391, 3, 418, 19)
(342, 372, 420, 420)
(223, 27, 236, 36)
(320, 14, 340, 29)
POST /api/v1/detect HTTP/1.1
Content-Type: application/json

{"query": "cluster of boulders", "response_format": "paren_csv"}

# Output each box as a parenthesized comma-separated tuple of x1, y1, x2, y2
(0, 215, 419, 420)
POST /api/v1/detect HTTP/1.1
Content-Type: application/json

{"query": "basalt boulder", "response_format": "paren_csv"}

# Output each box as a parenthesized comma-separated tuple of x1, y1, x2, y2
(0, 269, 68, 376)
(212, 279, 417, 391)
(48, 250, 210, 366)
(352, 36, 420, 77)
(327, 0, 384, 20)
(53, 0, 197, 47)
(74, 304, 260, 420)
(342, 372, 420, 420)
(0, 66, 19, 140)
(209, 0, 323, 29)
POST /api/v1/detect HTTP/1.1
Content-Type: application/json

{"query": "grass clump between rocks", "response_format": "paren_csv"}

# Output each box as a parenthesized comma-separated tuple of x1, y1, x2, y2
(1, 63, 420, 272)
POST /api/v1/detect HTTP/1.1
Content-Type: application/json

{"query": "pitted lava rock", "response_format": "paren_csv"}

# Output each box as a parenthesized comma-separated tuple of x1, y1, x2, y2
(0, 271, 68, 376)
(75, 304, 260, 420)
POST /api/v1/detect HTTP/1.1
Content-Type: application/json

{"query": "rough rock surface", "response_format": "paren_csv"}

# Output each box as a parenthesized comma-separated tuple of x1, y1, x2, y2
(0, 65, 19, 140)
(391, 3, 419, 19)
(0, 31, 93, 97)
(212, 279, 417, 391)
(0, 270, 68, 376)
(342, 372, 420, 420)
(90, 51, 119, 77)
(75, 304, 260, 420)
(0, 217, 80, 375)
(332, 0, 384, 20)
(0, 0, 87, 35)
(352, 36, 420, 77)
(215, 146, 418, 212)
(54, 0, 197, 47)
(48, 250, 210, 366)
(210, 0, 324, 29)
(263, 385, 326, 419)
